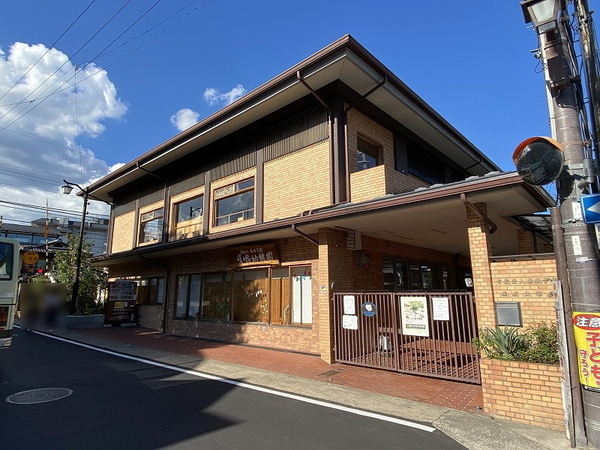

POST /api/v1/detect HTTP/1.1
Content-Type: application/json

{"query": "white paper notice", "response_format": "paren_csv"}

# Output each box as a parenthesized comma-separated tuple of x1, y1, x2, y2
(342, 315, 358, 330)
(432, 297, 450, 321)
(343, 295, 356, 315)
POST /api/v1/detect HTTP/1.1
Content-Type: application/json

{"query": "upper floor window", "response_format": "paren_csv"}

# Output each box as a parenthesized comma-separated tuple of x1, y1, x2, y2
(139, 208, 163, 243)
(175, 196, 203, 223)
(214, 178, 254, 226)
(357, 136, 382, 171)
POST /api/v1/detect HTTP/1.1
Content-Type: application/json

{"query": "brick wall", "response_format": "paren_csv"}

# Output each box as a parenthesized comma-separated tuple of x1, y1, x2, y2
(517, 229, 535, 254)
(138, 304, 163, 330)
(347, 109, 394, 174)
(350, 165, 387, 203)
(111, 211, 135, 253)
(466, 203, 496, 329)
(480, 358, 564, 430)
(263, 141, 331, 222)
(346, 104, 427, 203)
(490, 257, 557, 326)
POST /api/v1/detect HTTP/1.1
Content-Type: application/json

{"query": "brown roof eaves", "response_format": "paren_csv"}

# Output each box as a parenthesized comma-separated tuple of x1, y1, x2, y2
(86, 35, 498, 197)
(93, 171, 552, 265)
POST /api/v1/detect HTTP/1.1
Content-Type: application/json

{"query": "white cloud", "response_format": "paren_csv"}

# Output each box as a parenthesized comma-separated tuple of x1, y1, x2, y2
(170, 108, 200, 131)
(203, 84, 246, 107)
(0, 42, 127, 224)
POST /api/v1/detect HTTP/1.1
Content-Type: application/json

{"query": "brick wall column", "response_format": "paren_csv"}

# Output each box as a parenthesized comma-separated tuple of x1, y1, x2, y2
(466, 202, 496, 328)
(317, 227, 354, 363)
(517, 229, 536, 254)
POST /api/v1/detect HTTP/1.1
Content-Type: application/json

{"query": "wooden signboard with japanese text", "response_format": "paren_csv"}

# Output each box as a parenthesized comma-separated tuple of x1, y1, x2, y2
(229, 244, 279, 268)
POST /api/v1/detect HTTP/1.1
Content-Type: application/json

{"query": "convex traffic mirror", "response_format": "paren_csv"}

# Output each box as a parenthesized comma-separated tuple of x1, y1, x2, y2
(512, 136, 564, 185)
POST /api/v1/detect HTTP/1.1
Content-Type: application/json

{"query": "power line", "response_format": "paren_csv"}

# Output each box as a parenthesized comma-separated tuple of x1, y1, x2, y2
(0, 127, 122, 166)
(0, 199, 108, 219)
(0, 0, 134, 130)
(0, 1, 205, 115)
(0, 0, 97, 104)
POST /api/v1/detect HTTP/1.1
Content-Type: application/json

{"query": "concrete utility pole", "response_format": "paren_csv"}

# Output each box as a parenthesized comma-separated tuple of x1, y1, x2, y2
(522, 0, 600, 446)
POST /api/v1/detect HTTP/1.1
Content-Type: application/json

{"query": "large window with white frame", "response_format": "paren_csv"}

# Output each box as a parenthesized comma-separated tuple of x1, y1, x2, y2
(214, 178, 254, 226)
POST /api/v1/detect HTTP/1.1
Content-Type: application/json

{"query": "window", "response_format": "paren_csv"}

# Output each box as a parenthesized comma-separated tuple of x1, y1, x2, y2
(214, 178, 254, 226)
(202, 272, 232, 320)
(232, 268, 269, 322)
(173, 196, 203, 240)
(176, 196, 203, 223)
(0, 242, 15, 280)
(139, 208, 164, 243)
(291, 266, 312, 325)
(383, 257, 449, 291)
(175, 274, 202, 319)
(357, 136, 382, 171)
(136, 277, 165, 305)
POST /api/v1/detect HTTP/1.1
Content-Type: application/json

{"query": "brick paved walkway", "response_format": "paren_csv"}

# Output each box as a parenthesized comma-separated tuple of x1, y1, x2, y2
(75, 326, 483, 412)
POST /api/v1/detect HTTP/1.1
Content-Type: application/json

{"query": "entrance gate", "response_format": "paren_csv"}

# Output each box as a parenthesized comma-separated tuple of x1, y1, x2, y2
(332, 292, 480, 384)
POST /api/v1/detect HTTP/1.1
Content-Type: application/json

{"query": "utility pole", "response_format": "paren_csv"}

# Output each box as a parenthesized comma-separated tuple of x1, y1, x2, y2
(521, 0, 600, 446)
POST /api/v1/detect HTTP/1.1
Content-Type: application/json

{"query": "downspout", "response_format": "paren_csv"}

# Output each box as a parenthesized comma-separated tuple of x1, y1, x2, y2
(137, 253, 170, 334)
(136, 163, 170, 243)
(291, 224, 318, 246)
(460, 193, 497, 234)
(296, 71, 335, 204)
(343, 75, 387, 202)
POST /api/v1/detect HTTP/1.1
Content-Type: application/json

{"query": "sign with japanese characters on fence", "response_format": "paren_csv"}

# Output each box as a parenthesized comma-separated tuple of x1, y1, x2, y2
(573, 312, 600, 390)
(400, 296, 429, 337)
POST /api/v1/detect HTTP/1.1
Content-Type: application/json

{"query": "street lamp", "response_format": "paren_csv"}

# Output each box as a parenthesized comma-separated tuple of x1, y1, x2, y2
(61, 180, 89, 315)
(521, 0, 562, 34)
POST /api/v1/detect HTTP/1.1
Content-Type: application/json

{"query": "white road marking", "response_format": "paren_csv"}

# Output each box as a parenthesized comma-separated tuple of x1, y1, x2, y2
(18, 326, 436, 432)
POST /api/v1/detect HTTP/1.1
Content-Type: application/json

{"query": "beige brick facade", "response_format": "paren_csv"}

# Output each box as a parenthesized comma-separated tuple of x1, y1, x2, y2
(111, 211, 135, 253)
(491, 257, 557, 326)
(347, 106, 427, 203)
(466, 203, 497, 329)
(480, 358, 564, 430)
(263, 141, 331, 222)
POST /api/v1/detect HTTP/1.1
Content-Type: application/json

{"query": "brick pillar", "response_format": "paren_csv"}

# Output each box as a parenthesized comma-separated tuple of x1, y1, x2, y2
(516, 229, 536, 254)
(466, 203, 496, 328)
(317, 227, 354, 363)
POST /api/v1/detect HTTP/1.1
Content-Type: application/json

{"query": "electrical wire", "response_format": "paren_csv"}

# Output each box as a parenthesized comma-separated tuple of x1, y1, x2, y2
(0, 0, 134, 129)
(0, 0, 97, 104)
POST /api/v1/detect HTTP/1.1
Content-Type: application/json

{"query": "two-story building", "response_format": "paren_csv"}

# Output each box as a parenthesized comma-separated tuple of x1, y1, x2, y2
(89, 36, 553, 372)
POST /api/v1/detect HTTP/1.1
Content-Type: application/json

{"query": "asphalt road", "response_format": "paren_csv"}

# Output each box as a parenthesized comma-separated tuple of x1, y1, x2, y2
(0, 328, 465, 449)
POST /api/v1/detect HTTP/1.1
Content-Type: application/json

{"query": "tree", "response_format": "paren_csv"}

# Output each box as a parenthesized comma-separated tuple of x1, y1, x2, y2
(53, 234, 107, 314)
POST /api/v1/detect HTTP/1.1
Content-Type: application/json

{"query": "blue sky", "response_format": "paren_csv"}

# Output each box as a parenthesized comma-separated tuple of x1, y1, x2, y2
(0, 0, 554, 223)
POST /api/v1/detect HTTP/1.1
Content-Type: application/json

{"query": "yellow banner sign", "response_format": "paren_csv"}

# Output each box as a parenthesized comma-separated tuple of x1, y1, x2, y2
(573, 312, 600, 389)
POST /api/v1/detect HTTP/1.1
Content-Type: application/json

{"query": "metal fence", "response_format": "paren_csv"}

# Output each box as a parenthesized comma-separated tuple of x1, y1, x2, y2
(333, 292, 480, 384)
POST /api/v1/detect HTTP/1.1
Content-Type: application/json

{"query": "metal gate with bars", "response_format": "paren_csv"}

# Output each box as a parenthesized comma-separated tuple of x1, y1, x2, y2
(332, 292, 480, 384)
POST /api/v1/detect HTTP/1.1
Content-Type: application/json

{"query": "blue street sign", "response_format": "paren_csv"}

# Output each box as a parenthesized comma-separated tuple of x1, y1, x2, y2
(581, 194, 600, 224)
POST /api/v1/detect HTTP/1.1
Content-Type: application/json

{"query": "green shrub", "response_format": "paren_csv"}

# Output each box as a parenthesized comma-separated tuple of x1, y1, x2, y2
(519, 323, 560, 364)
(474, 326, 528, 361)
(474, 322, 559, 364)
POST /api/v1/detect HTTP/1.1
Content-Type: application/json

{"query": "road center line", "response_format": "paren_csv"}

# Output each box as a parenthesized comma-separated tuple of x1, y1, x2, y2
(22, 327, 436, 433)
